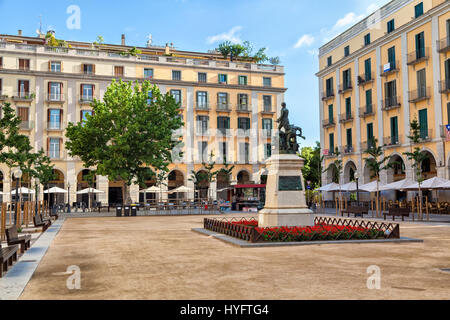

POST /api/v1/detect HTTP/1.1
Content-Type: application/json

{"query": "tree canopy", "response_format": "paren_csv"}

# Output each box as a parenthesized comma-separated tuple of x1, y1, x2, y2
(65, 80, 184, 204)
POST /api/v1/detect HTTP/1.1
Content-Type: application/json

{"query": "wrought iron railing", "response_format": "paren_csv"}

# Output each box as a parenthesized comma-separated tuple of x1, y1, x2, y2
(382, 96, 401, 110)
(437, 37, 450, 53)
(407, 47, 430, 65)
(408, 86, 430, 103)
(439, 79, 450, 94)
(359, 106, 375, 117)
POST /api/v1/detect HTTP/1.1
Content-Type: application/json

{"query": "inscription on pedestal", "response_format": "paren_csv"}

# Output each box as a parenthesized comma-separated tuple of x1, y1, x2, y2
(278, 176, 303, 191)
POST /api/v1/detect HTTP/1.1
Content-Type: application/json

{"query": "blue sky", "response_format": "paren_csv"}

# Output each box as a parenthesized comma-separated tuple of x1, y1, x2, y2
(0, 0, 390, 147)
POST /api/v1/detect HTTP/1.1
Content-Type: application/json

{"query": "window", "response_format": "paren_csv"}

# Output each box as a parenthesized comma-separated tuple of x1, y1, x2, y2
(0, 78, 2, 95)
(170, 90, 182, 106)
(238, 94, 248, 110)
(144, 68, 153, 79)
(345, 97, 351, 117)
(217, 93, 228, 110)
(238, 75, 248, 85)
(384, 80, 397, 107)
(198, 141, 208, 162)
(265, 144, 272, 159)
(81, 110, 93, 126)
(390, 116, 398, 144)
(114, 66, 124, 77)
(50, 61, 61, 72)
(327, 56, 332, 67)
(326, 78, 334, 96)
(81, 84, 94, 101)
(217, 116, 230, 135)
(220, 142, 228, 163)
(364, 58, 372, 80)
(364, 33, 371, 46)
(445, 59, 450, 91)
(367, 123, 374, 145)
(328, 104, 333, 122)
(196, 91, 208, 109)
(387, 19, 395, 33)
(18, 59, 30, 71)
(263, 96, 272, 112)
(366, 89, 373, 112)
(198, 72, 207, 83)
(239, 143, 250, 164)
(329, 133, 334, 154)
(172, 70, 181, 81)
(416, 68, 427, 98)
(83, 64, 94, 75)
(0, 57, 3, 68)
(342, 69, 351, 90)
(17, 107, 29, 128)
(344, 46, 350, 57)
(18, 80, 30, 97)
(49, 138, 61, 159)
(447, 102, 450, 125)
(49, 109, 61, 129)
(196, 115, 209, 135)
(415, 2, 424, 18)
(49, 82, 62, 101)
(238, 117, 250, 132)
(388, 46, 396, 69)
(346, 128, 352, 148)
(415, 31, 425, 60)
(263, 77, 272, 87)
(262, 118, 272, 137)
(418, 108, 428, 139)
(218, 74, 228, 84)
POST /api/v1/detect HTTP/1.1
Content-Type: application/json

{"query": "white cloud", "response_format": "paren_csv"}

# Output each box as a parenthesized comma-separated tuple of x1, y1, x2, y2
(293, 34, 315, 49)
(333, 12, 365, 31)
(207, 26, 242, 44)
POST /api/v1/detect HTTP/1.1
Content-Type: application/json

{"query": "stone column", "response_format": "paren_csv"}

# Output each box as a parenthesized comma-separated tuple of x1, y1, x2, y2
(97, 175, 109, 205)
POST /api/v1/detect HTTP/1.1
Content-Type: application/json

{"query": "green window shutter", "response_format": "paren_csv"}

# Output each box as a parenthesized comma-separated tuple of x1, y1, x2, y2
(388, 47, 396, 69)
(346, 97, 351, 116)
(418, 109, 428, 139)
(367, 123, 373, 144)
(365, 59, 371, 80)
(328, 104, 333, 122)
(390, 117, 398, 144)
(366, 90, 372, 112)
(346, 128, 352, 147)
(415, 32, 425, 59)
(329, 133, 334, 153)
(447, 102, 450, 125)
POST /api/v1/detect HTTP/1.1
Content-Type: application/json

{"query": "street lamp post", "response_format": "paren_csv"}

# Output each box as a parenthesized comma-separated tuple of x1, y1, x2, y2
(355, 172, 360, 207)
(67, 182, 71, 213)
(13, 168, 23, 226)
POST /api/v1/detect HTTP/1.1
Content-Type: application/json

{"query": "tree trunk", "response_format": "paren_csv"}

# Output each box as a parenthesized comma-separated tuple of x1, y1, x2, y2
(419, 186, 423, 220)
(123, 184, 132, 205)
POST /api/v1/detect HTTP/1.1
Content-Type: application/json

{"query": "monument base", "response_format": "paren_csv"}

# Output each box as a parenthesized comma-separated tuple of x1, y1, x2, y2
(258, 154, 314, 228)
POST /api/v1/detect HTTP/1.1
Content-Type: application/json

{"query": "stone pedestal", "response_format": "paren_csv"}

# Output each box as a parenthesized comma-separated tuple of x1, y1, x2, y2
(259, 154, 314, 227)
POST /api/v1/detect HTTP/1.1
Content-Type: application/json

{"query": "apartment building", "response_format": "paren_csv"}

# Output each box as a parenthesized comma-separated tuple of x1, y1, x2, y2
(317, 0, 449, 192)
(0, 32, 286, 205)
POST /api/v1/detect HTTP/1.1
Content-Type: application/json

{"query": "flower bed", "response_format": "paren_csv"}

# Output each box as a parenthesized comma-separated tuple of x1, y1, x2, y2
(227, 219, 388, 242)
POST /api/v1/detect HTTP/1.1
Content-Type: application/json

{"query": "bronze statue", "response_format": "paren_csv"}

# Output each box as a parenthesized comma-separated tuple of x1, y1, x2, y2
(276, 102, 305, 154)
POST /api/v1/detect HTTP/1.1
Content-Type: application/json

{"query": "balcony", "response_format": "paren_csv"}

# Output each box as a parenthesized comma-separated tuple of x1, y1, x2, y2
(79, 95, 96, 105)
(19, 120, 34, 131)
(45, 46, 68, 54)
(439, 79, 450, 94)
(217, 128, 232, 137)
(407, 47, 430, 66)
(324, 149, 337, 158)
(261, 106, 275, 115)
(339, 112, 353, 123)
(321, 90, 335, 101)
(342, 145, 354, 155)
(382, 96, 401, 111)
(360, 140, 376, 152)
(12, 92, 34, 102)
(359, 105, 375, 118)
(237, 104, 250, 113)
(46, 121, 66, 132)
(380, 60, 400, 77)
(338, 81, 353, 94)
(383, 135, 402, 148)
(216, 103, 232, 112)
(440, 125, 450, 139)
(0, 91, 8, 100)
(437, 37, 450, 53)
(419, 129, 432, 142)
(237, 128, 251, 137)
(261, 129, 273, 138)
(196, 127, 210, 137)
(357, 73, 374, 86)
(195, 103, 210, 111)
(408, 86, 431, 103)
(46, 93, 66, 103)
(322, 118, 335, 129)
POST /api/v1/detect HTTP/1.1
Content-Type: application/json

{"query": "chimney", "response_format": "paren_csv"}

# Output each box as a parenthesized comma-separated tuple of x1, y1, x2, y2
(121, 34, 126, 46)
(18, 30, 22, 36)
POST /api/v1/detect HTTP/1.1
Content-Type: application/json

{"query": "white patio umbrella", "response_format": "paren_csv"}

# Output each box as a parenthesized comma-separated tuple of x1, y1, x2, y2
(76, 188, 104, 211)
(403, 177, 450, 190)
(339, 181, 358, 192)
(169, 186, 194, 203)
(317, 183, 339, 192)
(359, 181, 386, 193)
(10, 187, 35, 194)
(380, 179, 416, 191)
(43, 187, 68, 194)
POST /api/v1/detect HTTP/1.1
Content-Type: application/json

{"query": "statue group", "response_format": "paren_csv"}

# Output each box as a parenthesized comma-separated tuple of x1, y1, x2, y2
(276, 103, 305, 154)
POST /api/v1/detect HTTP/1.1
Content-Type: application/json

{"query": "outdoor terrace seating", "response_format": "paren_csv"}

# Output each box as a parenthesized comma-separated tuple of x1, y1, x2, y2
(6, 226, 31, 253)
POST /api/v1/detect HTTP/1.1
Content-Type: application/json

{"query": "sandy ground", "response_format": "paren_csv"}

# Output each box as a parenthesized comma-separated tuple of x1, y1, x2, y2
(19, 214, 450, 300)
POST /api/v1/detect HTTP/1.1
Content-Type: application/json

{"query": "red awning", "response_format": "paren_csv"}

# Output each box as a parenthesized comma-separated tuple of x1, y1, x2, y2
(234, 184, 266, 189)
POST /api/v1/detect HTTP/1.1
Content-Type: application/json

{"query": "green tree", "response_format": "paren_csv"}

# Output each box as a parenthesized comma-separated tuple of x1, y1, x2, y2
(403, 119, 428, 220)
(65, 80, 184, 205)
(323, 147, 343, 212)
(216, 41, 269, 63)
(189, 151, 219, 201)
(364, 138, 394, 218)
(299, 141, 322, 189)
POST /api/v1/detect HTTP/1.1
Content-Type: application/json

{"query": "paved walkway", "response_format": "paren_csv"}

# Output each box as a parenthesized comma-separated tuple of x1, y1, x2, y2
(14, 214, 450, 300)
(0, 218, 65, 300)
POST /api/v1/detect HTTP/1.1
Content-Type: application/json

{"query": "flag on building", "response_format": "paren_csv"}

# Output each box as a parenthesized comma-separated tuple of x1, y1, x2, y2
(446, 124, 450, 141)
